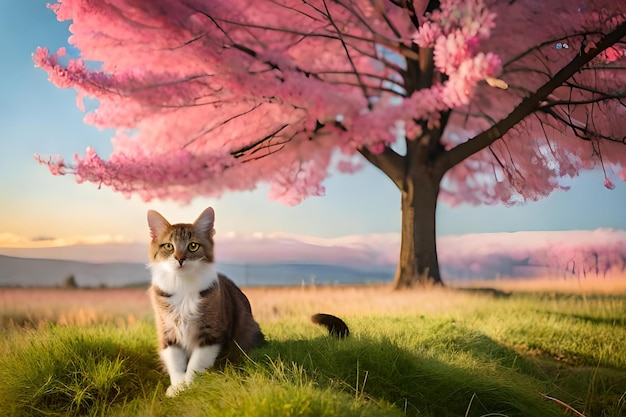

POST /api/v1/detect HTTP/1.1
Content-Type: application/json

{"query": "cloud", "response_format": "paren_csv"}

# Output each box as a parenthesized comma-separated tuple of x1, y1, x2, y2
(0, 233, 32, 246)
(31, 236, 57, 242)
(437, 228, 626, 279)
(215, 232, 400, 269)
(0, 233, 135, 249)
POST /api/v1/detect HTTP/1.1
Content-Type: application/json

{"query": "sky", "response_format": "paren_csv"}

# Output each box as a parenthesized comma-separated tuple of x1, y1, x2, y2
(0, 1, 625, 262)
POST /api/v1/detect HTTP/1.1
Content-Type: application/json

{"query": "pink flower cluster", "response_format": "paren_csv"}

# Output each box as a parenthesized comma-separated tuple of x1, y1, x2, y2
(33, 0, 626, 206)
(412, 0, 501, 107)
(413, 0, 496, 49)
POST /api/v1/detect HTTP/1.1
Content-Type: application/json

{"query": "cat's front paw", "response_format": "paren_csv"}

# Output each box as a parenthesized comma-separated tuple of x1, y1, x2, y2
(185, 370, 199, 386)
(165, 382, 187, 397)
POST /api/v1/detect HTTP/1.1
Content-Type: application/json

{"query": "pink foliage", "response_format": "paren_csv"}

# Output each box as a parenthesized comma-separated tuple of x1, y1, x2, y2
(335, 158, 364, 174)
(438, 229, 626, 279)
(34, 0, 626, 204)
(439, 0, 626, 205)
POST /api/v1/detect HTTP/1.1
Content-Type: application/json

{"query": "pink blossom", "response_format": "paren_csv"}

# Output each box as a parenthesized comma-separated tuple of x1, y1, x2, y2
(598, 46, 625, 63)
(413, 22, 442, 48)
(368, 142, 386, 154)
(604, 177, 616, 190)
(336, 158, 364, 174)
(32, 0, 626, 206)
(34, 154, 67, 176)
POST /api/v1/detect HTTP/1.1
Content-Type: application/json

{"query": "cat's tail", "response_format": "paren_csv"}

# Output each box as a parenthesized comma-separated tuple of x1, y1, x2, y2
(311, 313, 350, 338)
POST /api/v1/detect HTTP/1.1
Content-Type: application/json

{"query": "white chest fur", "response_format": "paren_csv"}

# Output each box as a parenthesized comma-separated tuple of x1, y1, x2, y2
(149, 260, 218, 350)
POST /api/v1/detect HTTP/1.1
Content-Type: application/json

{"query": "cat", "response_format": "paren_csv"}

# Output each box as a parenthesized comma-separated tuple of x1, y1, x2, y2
(147, 207, 349, 397)
(147, 207, 264, 396)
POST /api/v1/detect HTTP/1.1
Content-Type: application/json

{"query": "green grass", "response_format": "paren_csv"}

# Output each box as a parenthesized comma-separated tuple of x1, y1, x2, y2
(1, 290, 625, 416)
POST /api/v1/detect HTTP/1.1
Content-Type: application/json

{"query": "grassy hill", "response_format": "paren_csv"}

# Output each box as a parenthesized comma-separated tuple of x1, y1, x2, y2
(0, 282, 625, 416)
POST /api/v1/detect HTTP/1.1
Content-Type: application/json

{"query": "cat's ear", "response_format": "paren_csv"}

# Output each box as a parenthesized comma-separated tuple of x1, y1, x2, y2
(194, 207, 215, 238)
(147, 210, 171, 239)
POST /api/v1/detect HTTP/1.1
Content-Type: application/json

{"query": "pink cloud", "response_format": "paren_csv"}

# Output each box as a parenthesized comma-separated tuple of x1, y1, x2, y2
(438, 228, 626, 279)
(215, 232, 400, 269)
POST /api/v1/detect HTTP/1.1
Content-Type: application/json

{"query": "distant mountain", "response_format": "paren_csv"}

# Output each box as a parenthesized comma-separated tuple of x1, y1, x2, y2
(218, 263, 394, 286)
(0, 244, 148, 264)
(0, 254, 394, 288)
(0, 254, 150, 287)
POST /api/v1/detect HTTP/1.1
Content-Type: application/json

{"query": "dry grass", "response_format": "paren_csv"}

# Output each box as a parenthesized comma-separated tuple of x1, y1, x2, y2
(455, 272, 626, 295)
(2, 274, 625, 328)
(0, 287, 152, 327)
(246, 284, 472, 323)
(0, 284, 468, 328)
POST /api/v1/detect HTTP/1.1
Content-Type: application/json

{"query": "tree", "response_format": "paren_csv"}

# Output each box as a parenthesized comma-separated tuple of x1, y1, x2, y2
(34, 0, 626, 288)
(63, 274, 78, 289)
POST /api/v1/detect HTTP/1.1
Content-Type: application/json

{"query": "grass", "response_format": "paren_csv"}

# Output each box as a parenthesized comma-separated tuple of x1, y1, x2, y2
(1, 278, 625, 416)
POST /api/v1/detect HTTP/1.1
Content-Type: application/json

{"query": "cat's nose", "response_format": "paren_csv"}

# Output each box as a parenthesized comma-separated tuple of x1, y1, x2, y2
(175, 256, 185, 266)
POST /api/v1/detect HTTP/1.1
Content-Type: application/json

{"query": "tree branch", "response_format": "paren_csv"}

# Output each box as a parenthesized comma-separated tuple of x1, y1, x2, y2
(540, 94, 626, 108)
(540, 107, 625, 144)
(230, 124, 289, 158)
(358, 146, 405, 188)
(321, 0, 370, 104)
(183, 103, 264, 149)
(502, 30, 606, 68)
(438, 20, 626, 173)
(197, 6, 420, 60)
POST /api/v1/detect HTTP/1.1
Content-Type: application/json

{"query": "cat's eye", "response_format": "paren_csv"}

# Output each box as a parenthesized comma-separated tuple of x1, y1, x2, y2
(161, 243, 174, 251)
(188, 242, 200, 252)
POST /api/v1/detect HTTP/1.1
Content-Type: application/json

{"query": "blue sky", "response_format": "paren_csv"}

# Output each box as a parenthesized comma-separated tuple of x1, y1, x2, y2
(0, 1, 624, 257)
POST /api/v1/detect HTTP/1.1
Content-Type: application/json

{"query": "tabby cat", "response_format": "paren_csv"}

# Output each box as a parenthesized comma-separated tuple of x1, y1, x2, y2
(147, 207, 348, 397)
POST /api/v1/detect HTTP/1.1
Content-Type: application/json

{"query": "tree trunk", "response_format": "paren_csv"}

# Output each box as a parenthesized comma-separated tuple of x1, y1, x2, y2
(393, 169, 443, 289)
(359, 139, 446, 289)
(364, 19, 626, 290)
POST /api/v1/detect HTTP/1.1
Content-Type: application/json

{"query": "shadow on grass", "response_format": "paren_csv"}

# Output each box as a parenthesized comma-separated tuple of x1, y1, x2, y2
(252, 332, 563, 417)
(452, 287, 512, 298)
(543, 310, 626, 328)
(5, 321, 622, 417)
